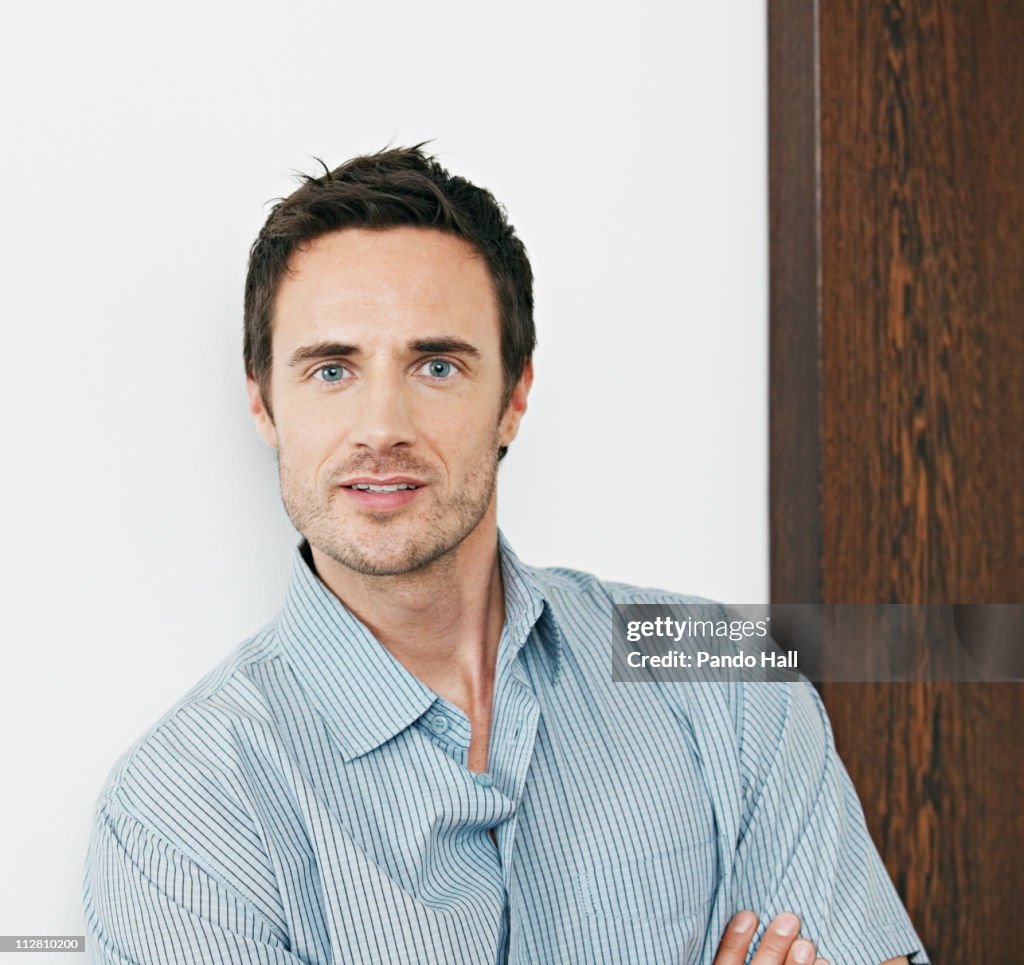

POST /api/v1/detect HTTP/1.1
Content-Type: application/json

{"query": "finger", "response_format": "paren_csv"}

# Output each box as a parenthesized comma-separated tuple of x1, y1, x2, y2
(712, 910, 759, 964)
(750, 913, 801, 964)
(783, 938, 817, 965)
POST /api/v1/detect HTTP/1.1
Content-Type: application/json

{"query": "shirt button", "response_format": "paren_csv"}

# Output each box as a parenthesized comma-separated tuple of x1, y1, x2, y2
(429, 714, 450, 735)
(474, 772, 494, 788)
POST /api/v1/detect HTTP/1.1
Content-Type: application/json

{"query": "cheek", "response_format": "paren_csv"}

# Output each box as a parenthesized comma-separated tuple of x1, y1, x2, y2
(424, 407, 501, 466)
(275, 411, 350, 479)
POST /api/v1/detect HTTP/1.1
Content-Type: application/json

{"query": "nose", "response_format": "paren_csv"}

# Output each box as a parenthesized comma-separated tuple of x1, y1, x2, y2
(347, 371, 417, 455)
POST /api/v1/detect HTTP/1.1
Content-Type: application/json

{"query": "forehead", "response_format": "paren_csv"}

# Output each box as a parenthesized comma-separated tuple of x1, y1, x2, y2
(272, 227, 499, 347)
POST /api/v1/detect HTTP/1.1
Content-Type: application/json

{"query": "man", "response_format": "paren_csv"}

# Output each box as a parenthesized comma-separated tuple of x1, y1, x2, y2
(83, 147, 926, 964)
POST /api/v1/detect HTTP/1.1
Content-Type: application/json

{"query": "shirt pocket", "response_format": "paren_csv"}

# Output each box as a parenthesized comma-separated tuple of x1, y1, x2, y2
(577, 836, 717, 923)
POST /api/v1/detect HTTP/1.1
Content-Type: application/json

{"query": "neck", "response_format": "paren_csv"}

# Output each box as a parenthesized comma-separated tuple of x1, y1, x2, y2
(308, 509, 505, 725)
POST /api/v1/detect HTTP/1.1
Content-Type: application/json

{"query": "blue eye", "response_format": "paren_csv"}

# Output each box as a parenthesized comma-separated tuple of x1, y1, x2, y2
(424, 359, 453, 378)
(315, 364, 347, 383)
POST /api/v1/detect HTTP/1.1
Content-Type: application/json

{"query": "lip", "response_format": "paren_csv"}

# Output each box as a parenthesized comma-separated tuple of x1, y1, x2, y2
(337, 476, 426, 512)
(339, 476, 426, 488)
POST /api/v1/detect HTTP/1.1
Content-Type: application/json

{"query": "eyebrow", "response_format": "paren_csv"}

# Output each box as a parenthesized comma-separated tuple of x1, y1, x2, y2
(288, 342, 357, 367)
(287, 336, 482, 367)
(409, 337, 481, 359)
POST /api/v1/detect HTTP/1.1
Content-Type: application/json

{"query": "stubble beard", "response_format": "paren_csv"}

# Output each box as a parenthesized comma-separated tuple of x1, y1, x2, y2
(277, 433, 501, 578)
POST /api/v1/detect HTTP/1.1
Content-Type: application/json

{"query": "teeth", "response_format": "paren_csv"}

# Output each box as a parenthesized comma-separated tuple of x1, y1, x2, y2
(351, 483, 417, 492)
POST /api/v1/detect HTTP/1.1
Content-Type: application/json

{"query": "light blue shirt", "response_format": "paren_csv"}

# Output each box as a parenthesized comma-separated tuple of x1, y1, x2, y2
(84, 535, 927, 964)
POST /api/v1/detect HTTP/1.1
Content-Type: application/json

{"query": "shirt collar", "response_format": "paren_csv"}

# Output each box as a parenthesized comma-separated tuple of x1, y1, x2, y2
(276, 530, 563, 762)
(495, 529, 564, 680)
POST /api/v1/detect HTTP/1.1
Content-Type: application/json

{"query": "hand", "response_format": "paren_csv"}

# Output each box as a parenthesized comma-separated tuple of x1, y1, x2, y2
(713, 911, 829, 965)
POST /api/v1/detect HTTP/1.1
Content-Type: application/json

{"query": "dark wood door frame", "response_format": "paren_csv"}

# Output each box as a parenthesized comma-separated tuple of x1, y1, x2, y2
(769, 1, 1024, 961)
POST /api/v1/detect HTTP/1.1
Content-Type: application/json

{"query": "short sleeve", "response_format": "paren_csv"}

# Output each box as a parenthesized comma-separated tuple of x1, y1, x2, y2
(83, 795, 305, 965)
(732, 681, 929, 965)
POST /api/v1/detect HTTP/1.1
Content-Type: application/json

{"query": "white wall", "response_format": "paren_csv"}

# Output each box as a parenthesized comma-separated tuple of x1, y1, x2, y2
(0, 0, 767, 953)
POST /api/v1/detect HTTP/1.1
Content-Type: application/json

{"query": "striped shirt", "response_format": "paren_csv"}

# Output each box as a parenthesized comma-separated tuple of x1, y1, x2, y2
(83, 534, 927, 964)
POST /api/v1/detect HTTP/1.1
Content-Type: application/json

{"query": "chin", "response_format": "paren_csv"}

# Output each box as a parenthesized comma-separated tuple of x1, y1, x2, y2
(321, 529, 461, 578)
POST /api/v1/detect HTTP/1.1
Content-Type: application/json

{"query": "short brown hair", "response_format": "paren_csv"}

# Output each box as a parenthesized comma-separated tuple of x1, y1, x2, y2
(244, 145, 535, 459)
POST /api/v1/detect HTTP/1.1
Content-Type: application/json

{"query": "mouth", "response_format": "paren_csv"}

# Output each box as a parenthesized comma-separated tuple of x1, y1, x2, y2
(338, 476, 425, 511)
(347, 482, 419, 493)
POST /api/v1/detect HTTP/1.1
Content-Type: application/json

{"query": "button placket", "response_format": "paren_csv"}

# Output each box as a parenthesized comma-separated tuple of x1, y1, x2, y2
(485, 671, 542, 893)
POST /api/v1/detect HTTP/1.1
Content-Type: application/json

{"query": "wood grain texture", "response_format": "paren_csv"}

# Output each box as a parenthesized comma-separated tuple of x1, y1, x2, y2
(770, 0, 1024, 960)
(769, 0, 822, 606)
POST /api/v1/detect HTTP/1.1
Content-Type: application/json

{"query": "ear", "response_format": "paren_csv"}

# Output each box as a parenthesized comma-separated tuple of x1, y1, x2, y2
(246, 377, 279, 449)
(498, 359, 533, 449)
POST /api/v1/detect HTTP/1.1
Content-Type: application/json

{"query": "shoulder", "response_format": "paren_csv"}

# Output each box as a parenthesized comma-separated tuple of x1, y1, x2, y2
(91, 625, 291, 893)
(101, 625, 283, 790)
(523, 560, 718, 611)
(524, 561, 832, 792)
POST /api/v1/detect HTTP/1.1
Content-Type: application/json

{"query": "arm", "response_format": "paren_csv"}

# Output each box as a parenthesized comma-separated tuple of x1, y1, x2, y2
(725, 681, 927, 965)
(84, 795, 305, 965)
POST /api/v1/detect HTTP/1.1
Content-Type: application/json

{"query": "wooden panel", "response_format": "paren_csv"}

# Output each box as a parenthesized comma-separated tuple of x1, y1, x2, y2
(770, 1, 1024, 960)
(768, 0, 821, 607)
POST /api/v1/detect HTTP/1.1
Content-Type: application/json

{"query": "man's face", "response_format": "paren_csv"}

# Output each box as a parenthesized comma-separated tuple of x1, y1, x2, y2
(247, 227, 531, 577)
